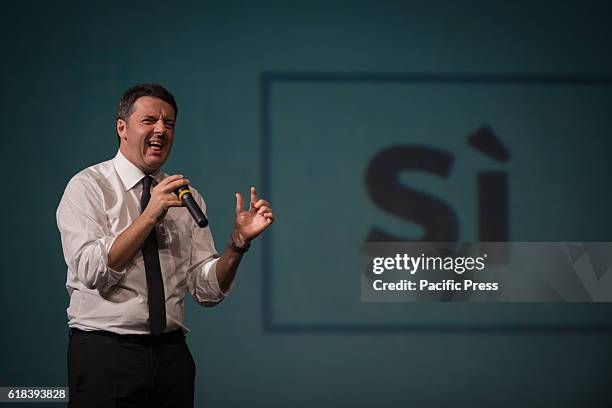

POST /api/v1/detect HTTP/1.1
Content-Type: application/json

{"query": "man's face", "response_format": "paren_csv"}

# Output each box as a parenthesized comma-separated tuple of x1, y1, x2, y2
(117, 96, 176, 174)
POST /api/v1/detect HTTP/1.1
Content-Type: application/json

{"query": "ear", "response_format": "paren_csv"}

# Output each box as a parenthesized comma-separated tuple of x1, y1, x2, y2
(117, 119, 127, 142)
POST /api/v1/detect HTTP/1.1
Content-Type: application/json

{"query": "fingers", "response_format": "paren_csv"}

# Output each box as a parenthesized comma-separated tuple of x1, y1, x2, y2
(165, 198, 183, 208)
(263, 212, 275, 224)
(156, 175, 190, 193)
(252, 199, 270, 210)
(256, 200, 274, 222)
(249, 186, 258, 209)
(256, 206, 272, 216)
(238, 187, 273, 220)
(235, 192, 244, 214)
(142, 191, 183, 223)
(158, 192, 183, 209)
(158, 174, 184, 187)
(166, 178, 190, 194)
(151, 175, 188, 214)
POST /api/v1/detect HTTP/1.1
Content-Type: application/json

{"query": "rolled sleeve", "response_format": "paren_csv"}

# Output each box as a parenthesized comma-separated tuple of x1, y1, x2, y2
(186, 190, 235, 307)
(57, 178, 125, 291)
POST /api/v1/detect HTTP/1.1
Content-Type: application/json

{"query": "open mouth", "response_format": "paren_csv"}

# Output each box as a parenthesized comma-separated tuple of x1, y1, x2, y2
(147, 140, 165, 151)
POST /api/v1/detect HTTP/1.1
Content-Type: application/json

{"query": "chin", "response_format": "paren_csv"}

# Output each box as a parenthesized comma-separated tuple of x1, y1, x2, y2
(145, 158, 166, 171)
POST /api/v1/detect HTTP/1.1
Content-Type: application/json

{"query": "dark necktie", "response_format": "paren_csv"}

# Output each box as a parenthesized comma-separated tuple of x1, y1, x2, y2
(141, 176, 167, 335)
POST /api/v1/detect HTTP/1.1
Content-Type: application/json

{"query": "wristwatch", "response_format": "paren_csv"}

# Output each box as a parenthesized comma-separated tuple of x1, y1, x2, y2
(229, 237, 250, 254)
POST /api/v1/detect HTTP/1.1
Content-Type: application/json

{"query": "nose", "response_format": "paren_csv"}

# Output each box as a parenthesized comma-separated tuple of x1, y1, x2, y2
(153, 119, 165, 136)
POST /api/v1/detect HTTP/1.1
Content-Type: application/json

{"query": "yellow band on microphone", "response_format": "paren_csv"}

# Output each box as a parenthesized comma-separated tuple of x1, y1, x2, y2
(178, 189, 191, 202)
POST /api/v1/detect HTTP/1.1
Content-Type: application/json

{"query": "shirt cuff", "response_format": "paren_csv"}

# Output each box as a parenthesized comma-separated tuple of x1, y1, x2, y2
(102, 235, 126, 286)
(203, 257, 235, 297)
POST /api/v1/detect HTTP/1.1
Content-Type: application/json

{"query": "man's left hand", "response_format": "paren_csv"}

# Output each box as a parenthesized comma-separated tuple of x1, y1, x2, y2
(233, 186, 274, 246)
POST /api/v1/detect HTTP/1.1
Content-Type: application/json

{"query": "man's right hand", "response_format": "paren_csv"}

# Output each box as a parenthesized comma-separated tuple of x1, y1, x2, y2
(108, 174, 190, 272)
(142, 174, 190, 225)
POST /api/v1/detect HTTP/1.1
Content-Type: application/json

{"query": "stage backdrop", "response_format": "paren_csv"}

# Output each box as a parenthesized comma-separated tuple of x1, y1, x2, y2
(2, 1, 612, 407)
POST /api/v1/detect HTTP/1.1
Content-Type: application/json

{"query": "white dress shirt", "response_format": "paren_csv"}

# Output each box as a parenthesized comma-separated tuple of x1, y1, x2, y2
(57, 150, 229, 335)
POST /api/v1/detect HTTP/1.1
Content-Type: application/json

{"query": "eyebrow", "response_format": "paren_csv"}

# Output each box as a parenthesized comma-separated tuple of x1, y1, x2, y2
(141, 115, 175, 122)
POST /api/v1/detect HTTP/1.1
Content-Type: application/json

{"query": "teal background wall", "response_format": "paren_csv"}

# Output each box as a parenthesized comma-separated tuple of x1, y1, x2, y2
(2, 1, 612, 407)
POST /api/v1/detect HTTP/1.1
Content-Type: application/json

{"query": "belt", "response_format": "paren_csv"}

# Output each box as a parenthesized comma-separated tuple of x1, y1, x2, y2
(69, 327, 185, 345)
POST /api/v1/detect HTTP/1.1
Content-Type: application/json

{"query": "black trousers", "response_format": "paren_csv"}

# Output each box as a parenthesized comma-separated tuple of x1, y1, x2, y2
(68, 329, 195, 408)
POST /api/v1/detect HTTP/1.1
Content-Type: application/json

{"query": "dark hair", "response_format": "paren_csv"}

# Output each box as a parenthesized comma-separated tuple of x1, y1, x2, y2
(116, 83, 178, 144)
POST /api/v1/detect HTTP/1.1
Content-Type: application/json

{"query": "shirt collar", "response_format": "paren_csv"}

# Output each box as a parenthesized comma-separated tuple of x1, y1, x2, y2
(113, 150, 163, 191)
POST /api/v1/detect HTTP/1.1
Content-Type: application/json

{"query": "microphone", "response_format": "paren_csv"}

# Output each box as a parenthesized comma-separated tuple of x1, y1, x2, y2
(175, 185, 208, 228)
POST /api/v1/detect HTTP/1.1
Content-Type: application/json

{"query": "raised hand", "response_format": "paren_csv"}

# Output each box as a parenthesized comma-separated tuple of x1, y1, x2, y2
(233, 186, 274, 244)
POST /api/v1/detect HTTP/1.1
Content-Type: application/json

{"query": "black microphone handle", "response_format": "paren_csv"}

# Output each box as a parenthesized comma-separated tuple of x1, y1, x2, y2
(176, 186, 209, 228)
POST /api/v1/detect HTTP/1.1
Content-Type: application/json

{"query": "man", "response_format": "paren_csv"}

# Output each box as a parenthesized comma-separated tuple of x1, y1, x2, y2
(56, 83, 274, 407)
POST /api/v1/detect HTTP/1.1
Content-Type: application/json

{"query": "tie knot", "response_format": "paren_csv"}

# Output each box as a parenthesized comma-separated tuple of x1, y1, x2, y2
(142, 176, 154, 190)
(141, 176, 155, 212)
